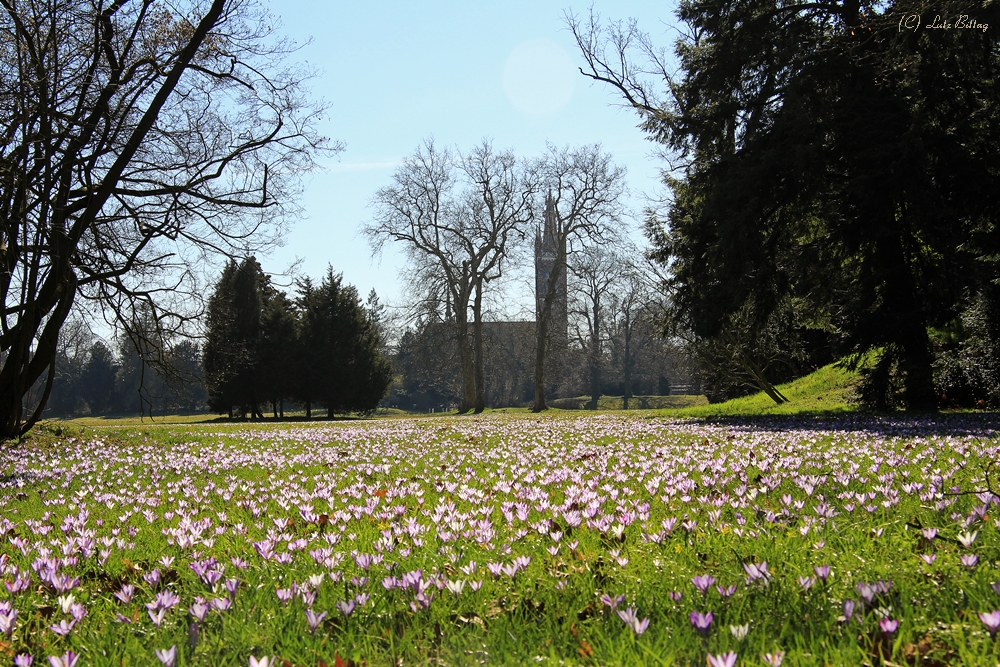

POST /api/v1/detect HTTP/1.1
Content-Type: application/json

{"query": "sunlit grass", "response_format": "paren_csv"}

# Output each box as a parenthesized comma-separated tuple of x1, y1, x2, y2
(1, 412, 998, 665)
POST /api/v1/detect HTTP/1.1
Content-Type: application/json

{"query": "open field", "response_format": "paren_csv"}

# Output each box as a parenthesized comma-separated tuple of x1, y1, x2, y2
(2, 413, 999, 665)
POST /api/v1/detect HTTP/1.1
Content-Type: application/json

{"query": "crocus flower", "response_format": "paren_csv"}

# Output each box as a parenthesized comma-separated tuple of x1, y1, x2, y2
(730, 624, 749, 640)
(148, 608, 166, 627)
(337, 600, 356, 617)
(979, 611, 1000, 637)
(692, 574, 716, 594)
(707, 652, 737, 667)
(921, 527, 937, 541)
(843, 599, 856, 621)
(155, 646, 176, 667)
(305, 608, 327, 633)
(689, 610, 713, 635)
(616, 607, 649, 635)
(14, 655, 32, 667)
(814, 565, 831, 582)
(716, 585, 736, 598)
(248, 658, 272, 667)
(189, 602, 209, 623)
(920, 554, 937, 565)
(879, 618, 899, 634)
(958, 531, 978, 548)
(961, 554, 979, 568)
(47, 652, 78, 667)
(114, 584, 134, 604)
(0, 608, 17, 636)
(761, 651, 785, 667)
(600, 594, 624, 609)
(49, 619, 75, 636)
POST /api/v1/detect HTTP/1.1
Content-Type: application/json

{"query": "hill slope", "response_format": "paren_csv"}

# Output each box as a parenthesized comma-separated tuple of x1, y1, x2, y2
(671, 361, 859, 417)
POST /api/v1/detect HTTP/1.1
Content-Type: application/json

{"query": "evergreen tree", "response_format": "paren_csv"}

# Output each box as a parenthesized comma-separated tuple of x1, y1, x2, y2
(571, 0, 1000, 409)
(258, 289, 297, 418)
(79, 342, 119, 415)
(298, 269, 393, 417)
(203, 258, 268, 417)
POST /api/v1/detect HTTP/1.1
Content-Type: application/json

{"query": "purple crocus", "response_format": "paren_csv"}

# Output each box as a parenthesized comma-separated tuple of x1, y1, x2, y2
(189, 602, 209, 623)
(615, 606, 649, 635)
(879, 618, 899, 634)
(49, 619, 75, 637)
(692, 574, 716, 594)
(706, 652, 737, 667)
(14, 656, 33, 667)
(979, 611, 1000, 638)
(814, 565, 831, 582)
(689, 610, 713, 636)
(337, 600, 356, 617)
(761, 651, 785, 667)
(305, 608, 327, 633)
(600, 594, 624, 609)
(155, 646, 177, 667)
(961, 554, 979, 569)
(47, 652, 78, 667)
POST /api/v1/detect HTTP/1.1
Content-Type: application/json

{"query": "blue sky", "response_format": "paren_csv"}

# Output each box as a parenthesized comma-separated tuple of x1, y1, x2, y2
(259, 0, 679, 317)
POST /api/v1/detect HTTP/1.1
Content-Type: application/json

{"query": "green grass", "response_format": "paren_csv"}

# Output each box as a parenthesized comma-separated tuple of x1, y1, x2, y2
(671, 361, 859, 418)
(550, 395, 709, 411)
(2, 412, 999, 666)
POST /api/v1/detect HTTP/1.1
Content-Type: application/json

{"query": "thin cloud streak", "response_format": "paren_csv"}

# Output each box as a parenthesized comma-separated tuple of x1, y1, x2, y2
(328, 161, 401, 173)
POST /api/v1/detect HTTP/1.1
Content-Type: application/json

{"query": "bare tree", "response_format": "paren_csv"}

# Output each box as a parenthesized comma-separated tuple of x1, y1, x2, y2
(367, 139, 535, 413)
(0, 0, 334, 438)
(532, 144, 626, 412)
(569, 245, 621, 409)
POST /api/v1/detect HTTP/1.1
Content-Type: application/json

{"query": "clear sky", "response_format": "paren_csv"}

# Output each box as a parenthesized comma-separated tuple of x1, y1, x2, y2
(258, 0, 679, 318)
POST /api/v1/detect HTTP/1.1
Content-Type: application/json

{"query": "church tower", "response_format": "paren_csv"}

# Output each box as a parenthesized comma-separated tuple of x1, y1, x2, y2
(534, 192, 567, 340)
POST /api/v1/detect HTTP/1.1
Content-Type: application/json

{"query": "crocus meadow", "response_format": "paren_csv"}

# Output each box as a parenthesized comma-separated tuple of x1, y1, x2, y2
(0, 414, 998, 665)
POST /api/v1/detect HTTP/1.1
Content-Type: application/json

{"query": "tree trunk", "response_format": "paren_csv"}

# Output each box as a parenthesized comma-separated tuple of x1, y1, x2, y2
(455, 309, 476, 413)
(623, 324, 632, 410)
(534, 255, 565, 412)
(305, 400, 311, 419)
(473, 282, 486, 413)
(588, 300, 601, 410)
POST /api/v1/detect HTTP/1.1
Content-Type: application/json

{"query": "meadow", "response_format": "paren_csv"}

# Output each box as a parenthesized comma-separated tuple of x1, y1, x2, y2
(1, 413, 998, 666)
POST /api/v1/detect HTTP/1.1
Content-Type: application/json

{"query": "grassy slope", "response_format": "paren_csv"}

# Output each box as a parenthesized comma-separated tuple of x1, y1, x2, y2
(671, 360, 859, 417)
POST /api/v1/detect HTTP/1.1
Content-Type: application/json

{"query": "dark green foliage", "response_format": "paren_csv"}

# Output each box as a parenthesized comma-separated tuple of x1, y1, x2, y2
(295, 269, 393, 417)
(79, 342, 117, 414)
(204, 262, 392, 418)
(258, 290, 297, 418)
(202, 259, 268, 417)
(934, 288, 1000, 409)
(583, 0, 1000, 409)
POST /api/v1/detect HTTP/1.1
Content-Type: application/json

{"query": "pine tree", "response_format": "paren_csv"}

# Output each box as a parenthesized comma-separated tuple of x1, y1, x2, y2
(298, 269, 393, 417)
(203, 258, 268, 417)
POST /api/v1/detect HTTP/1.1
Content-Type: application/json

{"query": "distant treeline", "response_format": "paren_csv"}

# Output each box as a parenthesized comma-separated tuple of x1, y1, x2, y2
(46, 327, 207, 417)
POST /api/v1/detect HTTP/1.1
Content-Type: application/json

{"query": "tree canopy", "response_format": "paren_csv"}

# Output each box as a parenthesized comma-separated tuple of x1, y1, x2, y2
(570, 0, 1000, 408)
(0, 0, 334, 438)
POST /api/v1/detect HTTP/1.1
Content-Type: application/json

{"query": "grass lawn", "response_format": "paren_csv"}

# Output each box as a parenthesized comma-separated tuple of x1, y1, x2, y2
(2, 410, 999, 665)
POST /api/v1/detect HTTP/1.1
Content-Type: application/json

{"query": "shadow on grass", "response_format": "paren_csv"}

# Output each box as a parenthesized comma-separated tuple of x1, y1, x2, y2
(676, 411, 1000, 437)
